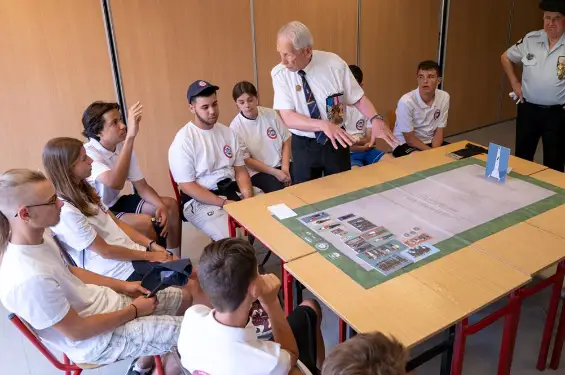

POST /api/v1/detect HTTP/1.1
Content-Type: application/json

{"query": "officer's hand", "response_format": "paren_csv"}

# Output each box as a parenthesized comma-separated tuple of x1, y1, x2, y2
(511, 82, 523, 102)
(321, 121, 354, 149)
(369, 119, 401, 149)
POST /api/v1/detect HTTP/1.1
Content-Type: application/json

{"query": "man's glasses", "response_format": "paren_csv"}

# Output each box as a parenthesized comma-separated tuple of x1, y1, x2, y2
(15, 195, 59, 217)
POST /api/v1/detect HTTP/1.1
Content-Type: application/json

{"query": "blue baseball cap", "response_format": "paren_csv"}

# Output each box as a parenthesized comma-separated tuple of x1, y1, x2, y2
(187, 80, 219, 102)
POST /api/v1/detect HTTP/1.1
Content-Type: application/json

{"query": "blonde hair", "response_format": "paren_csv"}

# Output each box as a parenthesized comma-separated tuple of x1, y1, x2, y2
(321, 332, 407, 375)
(0, 169, 48, 258)
(278, 21, 314, 50)
(42, 137, 100, 217)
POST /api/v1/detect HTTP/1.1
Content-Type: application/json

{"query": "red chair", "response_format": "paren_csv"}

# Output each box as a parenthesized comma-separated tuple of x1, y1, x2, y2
(8, 313, 164, 375)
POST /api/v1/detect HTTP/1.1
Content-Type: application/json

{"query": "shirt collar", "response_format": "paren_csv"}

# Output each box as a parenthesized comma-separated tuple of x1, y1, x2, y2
(538, 30, 565, 49)
(414, 88, 436, 109)
(301, 50, 317, 75)
(209, 311, 258, 342)
(87, 138, 117, 157)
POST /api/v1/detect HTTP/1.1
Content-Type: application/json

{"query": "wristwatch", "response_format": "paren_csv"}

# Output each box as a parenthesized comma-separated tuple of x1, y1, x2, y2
(369, 114, 384, 123)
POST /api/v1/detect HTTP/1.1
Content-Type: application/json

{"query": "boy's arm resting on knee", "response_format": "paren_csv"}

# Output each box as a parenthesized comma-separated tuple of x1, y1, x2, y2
(132, 179, 166, 210)
(245, 157, 278, 176)
(431, 127, 445, 148)
(178, 182, 225, 207)
(234, 166, 254, 199)
(70, 266, 127, 291)
(403, 132, 430, 151)
(86, 233, 155, 261)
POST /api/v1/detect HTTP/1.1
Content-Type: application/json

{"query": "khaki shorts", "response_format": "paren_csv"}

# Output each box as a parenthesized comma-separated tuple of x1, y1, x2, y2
(90, 287, 183, 365)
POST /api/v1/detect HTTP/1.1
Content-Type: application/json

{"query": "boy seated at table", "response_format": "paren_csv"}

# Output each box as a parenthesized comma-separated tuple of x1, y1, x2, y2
(393, 60, 450, 157)
(178, 238, 326, 375)
(345, 65, 392, 167)
(321, 332, 407, 375)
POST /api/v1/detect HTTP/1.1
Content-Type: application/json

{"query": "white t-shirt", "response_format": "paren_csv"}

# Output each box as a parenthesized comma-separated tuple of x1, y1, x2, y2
(84, 138, 145, 207)
(394, 88, 450, 145)
(50, 201, 143, 280)
(230, 107, 291, 177)
(272, 50, 365, 138)
(169, 122, 245, 191)
(0, 233, 122, 363)
(178, 305, 291, 375)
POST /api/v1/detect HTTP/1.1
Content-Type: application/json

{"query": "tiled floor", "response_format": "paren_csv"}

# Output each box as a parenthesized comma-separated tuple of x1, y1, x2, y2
(2, 120, 563, 374)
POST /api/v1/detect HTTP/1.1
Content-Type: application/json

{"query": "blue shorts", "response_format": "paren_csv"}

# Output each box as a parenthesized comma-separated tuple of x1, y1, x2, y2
(350, 149, 385, 167)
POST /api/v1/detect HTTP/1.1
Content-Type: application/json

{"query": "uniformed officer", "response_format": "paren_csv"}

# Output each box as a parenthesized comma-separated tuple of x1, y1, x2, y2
(272, 21, 400, 184)
(501, 0, 565, 171)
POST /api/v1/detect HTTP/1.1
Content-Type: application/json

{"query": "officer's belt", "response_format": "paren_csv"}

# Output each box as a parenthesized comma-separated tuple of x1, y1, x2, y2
(524, 99, 564, 109)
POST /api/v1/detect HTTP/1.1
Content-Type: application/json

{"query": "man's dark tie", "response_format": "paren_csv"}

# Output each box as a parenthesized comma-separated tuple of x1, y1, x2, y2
(298, 70, 327, 144)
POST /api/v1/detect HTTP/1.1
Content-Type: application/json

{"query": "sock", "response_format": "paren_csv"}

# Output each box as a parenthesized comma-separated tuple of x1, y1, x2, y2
(167, 247, 180, 257)
(132, 363, 152, 375)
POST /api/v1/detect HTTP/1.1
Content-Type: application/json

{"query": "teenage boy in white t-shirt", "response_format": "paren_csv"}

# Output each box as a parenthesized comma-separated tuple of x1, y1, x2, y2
(178, 238, 326, 375)
(230, 81, 292, 192)
(169, 80, 255, 241)
(82, 101, 181, 256)
(0, 169, 191, 375)
(393, 60, 450, 157)
(345, 65, 392, 167)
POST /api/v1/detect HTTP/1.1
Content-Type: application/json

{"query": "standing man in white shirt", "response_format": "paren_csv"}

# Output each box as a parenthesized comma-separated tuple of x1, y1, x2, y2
(0, 169, 189, 375)
(169, 80, 254, 241)
(501, 0, 565, 171)
(392, 60, 450, 157)
(272, 21, 399, 183)
(81, 101, 181, 256)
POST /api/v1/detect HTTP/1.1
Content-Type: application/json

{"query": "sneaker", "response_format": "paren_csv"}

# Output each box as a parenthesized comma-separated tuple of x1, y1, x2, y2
(249, 300, 272, 340)
(125, 358, 154, 375)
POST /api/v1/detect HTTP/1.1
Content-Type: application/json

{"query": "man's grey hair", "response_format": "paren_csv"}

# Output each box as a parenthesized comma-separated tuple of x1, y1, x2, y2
(277, 21, 313, 50)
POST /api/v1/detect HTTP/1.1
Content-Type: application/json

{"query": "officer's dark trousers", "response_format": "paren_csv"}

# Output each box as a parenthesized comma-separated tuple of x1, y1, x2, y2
(516, 101, 565, 172)
(291, 134, 351, 184)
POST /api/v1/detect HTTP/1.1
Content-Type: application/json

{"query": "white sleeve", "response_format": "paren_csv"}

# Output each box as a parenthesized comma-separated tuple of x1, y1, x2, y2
(6, 277, 71, 330)
(506, 37, 526, 64)
(232, 133, 246, 167)
(272, 71, 295, 111)
(90, 160, 111, 182)
(437, 94, 450, 129)
(274, 111, 291, 141)
(395, 100, 415, 134)
(260, 344, 292, 375)
(236, 134, 251, 160)
(169, 140, 196, 184)
(53, 205, 97, 251)
(127, 151, 144, 182)
(342, 60, 365, 105)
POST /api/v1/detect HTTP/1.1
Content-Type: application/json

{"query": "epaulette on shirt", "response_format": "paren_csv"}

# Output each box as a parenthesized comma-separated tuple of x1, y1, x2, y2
(271, 64, 286, 78)
(516, 30, 543, 46)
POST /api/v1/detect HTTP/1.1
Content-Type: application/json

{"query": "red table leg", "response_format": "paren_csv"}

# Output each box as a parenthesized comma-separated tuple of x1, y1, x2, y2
(282, 263, 294, 315)
(550, 294, 565, 369)
(450, 319, 468, 375)
(228, 215, 237, 238)
(338, 319, 347, 343)
(538, 261, 565, 370)
(498, 291, 522, 375)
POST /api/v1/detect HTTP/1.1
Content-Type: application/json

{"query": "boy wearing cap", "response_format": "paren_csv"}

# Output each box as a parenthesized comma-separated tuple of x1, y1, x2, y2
(81, 101, 181, 256)
(168, 80, 254, 241)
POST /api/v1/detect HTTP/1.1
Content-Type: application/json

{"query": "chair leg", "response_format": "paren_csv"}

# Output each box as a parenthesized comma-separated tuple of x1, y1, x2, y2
(497, 291, 522, 375)
(154, 355, 164, 375)
(260, 251, 272, 268)
(63, 354, 71, 375)
(549, 296, 565, 370)
(450, 320, 468, 375)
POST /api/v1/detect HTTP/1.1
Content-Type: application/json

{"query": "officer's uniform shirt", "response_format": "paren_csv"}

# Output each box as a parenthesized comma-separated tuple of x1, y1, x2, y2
(271, 50, 365, 138)
(506, 29, 565, 105)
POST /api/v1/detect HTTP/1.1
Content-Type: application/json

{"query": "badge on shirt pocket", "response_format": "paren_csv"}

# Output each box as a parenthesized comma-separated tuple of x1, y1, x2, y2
(326, 93, 345, 126)
(558, 56, 565, 80)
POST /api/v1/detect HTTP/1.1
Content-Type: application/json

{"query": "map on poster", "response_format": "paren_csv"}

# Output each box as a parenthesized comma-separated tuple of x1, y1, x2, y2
(278, 159, 565, 288)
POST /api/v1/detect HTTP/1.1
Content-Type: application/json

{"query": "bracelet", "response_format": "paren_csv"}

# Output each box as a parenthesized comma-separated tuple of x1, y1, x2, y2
(147, 240, 155, 251)
(369, 114, 384, 123)
(131, 304, 138, 319)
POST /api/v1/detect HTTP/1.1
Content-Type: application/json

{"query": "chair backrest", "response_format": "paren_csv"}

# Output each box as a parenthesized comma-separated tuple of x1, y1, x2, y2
(8, 313, 83, 372)
(169, 170, 182, 205)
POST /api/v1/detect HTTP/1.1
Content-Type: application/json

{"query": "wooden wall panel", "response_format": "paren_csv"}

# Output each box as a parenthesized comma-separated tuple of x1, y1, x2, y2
(500, 1, 544, 120)
(110, 0, 255, 195)
(0, 0, 116, 173)
(360, 0, 442, 117)
(254, 0, 358, 108)
(443, 0, 513, 135)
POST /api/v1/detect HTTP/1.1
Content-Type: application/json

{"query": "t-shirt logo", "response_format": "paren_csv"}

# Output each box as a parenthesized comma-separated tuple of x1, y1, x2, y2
(198, 81, 207, 87)
(223, 145, 233, 158)
(356, 119, 365, 130)
(266, 127, 277, 139)
(434, 109, 441, 120)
